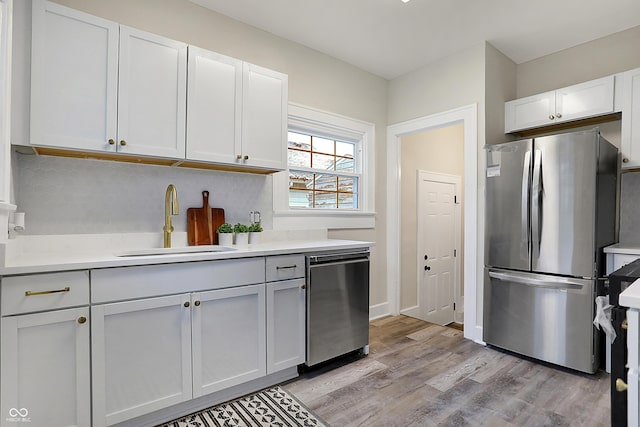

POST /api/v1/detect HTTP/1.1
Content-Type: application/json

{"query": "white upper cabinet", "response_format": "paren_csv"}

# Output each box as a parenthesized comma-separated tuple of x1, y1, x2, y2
(241, 63, 287, 170)
(27, 1, 286, 170)
(118, 26, 186, 158)
(186, 46, 242, 164)
(621, 67, 640, 169)
(30, 0, 118, 152)
(186, 51, 287, 171)
(505, 75, 615, 133)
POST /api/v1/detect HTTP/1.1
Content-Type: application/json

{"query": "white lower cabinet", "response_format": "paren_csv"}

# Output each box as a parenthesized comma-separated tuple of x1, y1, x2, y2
(91, 294, 193, 427)
(192, 285, 266, 397)
(1, 306, 91, 427)
(266, 279, 306, 374)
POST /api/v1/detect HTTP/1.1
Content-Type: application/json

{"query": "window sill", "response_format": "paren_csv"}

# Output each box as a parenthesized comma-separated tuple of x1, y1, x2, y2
(272, 210, 376, 230)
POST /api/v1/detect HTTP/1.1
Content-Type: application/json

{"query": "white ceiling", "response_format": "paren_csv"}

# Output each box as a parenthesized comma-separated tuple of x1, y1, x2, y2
(189, 0, 640, 80)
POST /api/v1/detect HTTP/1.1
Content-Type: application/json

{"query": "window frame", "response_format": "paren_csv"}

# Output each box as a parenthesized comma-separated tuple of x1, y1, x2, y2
(273, 103, 375, 230)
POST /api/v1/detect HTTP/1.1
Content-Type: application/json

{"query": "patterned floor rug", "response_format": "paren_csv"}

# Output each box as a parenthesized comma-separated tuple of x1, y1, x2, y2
(158, 386, 329, 427)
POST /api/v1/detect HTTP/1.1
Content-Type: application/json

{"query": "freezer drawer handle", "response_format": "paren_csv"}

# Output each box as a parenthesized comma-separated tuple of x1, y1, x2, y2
(489, 271, 584, 290)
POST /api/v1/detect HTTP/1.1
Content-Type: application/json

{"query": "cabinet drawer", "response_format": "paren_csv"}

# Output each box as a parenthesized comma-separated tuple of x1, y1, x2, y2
(92, 258, 266, 303)
(1, 271, 90, 316)
(266, 255, 305, 282)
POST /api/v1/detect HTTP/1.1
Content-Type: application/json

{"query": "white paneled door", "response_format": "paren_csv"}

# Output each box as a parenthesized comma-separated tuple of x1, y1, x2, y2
(417, 171, 461, 326)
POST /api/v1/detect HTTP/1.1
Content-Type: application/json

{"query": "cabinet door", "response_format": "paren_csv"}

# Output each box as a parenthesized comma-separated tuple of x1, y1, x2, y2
(192, 284, 266, 397)
(555, 75, 614, 123)
(622, 67, 640, 169)
(504, 91, 556, 133)
(91, 294, 192, 427)
(186, 46, 242, 164)
(240, 63, 287, 170)
(30, 0, 118, 151)
(1, 307, 90, 427)
(117, 26, 186, 159)
(266, 279, 306, 374)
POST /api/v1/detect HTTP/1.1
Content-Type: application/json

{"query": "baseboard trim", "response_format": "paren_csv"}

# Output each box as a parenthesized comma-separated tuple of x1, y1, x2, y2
(369, 302, 390, 320)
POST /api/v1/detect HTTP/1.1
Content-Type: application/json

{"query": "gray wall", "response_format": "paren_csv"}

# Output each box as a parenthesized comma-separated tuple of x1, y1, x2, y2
(620, 172, 640, 244)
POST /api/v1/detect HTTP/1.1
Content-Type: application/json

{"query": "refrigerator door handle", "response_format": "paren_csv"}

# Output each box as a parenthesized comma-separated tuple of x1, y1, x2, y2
(531, 149, 542, 259)
(489, 270, 585, 290)
(521, 151, 532, 253)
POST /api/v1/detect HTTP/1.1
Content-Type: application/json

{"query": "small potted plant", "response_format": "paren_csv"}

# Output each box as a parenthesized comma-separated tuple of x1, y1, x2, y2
(248, 223, 263, 244)
(233, 223, 250, 246)
(217, 223, 234, 246)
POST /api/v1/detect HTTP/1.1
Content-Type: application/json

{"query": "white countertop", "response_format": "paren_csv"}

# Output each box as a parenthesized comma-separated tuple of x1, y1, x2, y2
(0, 232, 373, 276)
(604, 243, 640, 255)
(620, 278, 640, 310)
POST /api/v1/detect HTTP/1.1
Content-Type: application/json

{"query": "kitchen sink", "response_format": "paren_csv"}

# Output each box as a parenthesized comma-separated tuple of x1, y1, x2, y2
(115, 245, 236, 257)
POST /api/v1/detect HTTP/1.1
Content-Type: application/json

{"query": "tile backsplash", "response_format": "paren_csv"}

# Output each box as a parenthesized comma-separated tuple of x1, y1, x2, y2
(620, 171, 640, 244)
(14, 154, 274, 235)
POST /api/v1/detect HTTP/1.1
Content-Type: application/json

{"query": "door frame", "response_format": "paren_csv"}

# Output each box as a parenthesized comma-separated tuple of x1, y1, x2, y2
(415, 170, 462, 325)
(386, 104, 481, 343)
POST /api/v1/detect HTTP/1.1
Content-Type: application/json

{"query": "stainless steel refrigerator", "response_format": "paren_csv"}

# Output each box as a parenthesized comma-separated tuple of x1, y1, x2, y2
(483, 129, 618, 374)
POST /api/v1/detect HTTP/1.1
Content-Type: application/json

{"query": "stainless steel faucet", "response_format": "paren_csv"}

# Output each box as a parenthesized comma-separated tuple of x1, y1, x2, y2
(163, 184, 179, 248)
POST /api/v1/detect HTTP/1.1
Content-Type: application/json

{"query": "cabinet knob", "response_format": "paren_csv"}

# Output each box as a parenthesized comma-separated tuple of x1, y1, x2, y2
(194, 300, 201, 307)
(616, 378, 628, 392)
(237, 154, 243, 160)
(108, 139, 115, 145)
(301, 284, 307, 289)
(622, 319, 628, 330)
(184, 301, 190, 308)
(623, 158, 630, 163)
(120, 140, 127, 146)
(244, 155, 249, 160)
(77, 316, 87, 324)
(555, 113, 562, 119)
(548, 115, 555, 120)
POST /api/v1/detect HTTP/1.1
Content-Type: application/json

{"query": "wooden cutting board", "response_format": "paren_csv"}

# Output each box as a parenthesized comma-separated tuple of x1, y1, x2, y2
(187, 191, 225, 246)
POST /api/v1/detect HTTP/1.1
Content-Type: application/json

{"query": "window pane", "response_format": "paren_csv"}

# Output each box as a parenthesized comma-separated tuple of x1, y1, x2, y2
(288, 149, 310, 168)
(288, 132, 311, 150)
(312, 153, 335, 171)
(312, 137, 334, 155)
(313, 192, 337, 209)
(338, 176, 355, 193)
(335, 157, 355, 172)
(314, 174, 337, 191)
(336, 141, 354, 157)
(289, 172, 313, 189)
(338, 192, 356, 209)
(289, 189, 312, 208)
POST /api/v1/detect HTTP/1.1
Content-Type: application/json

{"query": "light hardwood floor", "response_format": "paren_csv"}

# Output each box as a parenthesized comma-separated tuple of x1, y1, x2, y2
(284, 315, 610, 427)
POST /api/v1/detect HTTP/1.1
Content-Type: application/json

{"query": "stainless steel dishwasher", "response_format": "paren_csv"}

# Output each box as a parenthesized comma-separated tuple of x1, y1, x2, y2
(306, 250, 370, 366)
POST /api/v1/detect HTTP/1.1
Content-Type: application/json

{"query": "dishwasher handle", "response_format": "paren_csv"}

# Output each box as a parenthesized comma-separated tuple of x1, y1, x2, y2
(307, 251, 369, 265)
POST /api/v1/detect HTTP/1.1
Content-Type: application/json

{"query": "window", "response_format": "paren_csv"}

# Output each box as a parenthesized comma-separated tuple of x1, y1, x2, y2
(273, 103, 375, 230)
(287, 131, 359, 209)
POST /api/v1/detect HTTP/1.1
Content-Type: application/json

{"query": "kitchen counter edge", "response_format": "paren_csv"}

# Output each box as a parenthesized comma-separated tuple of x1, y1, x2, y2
(0, 240, 374, 276)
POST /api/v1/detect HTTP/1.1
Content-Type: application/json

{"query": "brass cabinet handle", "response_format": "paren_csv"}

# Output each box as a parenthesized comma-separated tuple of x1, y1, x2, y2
(555, 113, 562, 119)
(548, 115, 555, 120)
(616, 378, 628, 392)
(108, 139, 115, 145)
(622, 319, 628, 330)
(120, 140, 127, 146)
(77, 316, 87, 324)
(623, 158, 630, 163)
(25, 287, 70, 297)
(194, 300, 201, 307)
(276, 265, 297, 270)
(184, 301, 190, 308)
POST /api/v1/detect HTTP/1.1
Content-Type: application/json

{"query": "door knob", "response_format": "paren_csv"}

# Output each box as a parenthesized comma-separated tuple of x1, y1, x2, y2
(616, 378, 628, 392)
(424, 255, 429, 260)
(424, 266, 431, 271)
